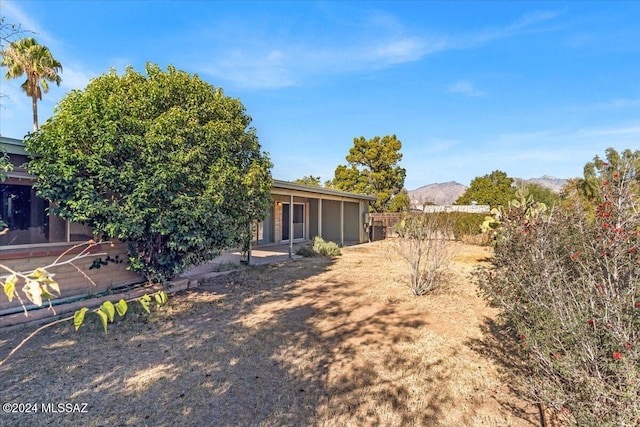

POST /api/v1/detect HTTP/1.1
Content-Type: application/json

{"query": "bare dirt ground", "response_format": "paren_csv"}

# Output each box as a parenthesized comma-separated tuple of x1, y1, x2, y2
(0, 240, 541, 426)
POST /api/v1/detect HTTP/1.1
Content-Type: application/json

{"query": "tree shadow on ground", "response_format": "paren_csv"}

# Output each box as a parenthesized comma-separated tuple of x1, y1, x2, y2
(464, 316, 547, 427)
(1, 254, 462, 426)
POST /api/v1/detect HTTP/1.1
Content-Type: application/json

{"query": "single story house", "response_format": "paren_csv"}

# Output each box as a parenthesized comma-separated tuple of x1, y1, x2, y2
(0, 136, 375, 313)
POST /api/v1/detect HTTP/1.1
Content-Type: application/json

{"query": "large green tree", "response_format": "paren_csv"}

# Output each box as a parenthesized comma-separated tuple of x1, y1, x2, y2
(388, 188, 411, 212)
(293, 175, 322, 187)
(581, 147, 640, 202)
(517, 181, 561, 208)
(329, 134, 406, 212)
(560, 148, 640, 213)
(26, 63, 272, 282)
(1, 37, 62, 131)
(455, 170, 516, 209)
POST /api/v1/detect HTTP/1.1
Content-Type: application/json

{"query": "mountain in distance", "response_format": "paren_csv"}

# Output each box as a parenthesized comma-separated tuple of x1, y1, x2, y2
(408, 175, 569, 206)
(408, 181, 467, 206)
(517, 175, 568, 194)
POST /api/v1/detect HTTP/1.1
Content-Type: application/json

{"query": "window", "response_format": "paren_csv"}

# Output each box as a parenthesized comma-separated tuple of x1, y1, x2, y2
(0, 183, 93, 246)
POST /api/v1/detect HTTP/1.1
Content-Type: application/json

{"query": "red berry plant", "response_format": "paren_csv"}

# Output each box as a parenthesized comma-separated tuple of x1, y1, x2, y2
(477, 148, 639, 426)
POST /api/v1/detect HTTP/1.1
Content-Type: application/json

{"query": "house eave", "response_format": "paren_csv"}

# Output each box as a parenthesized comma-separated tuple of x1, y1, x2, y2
(272, 179, 376, 201)
(0, 136, 28, 156)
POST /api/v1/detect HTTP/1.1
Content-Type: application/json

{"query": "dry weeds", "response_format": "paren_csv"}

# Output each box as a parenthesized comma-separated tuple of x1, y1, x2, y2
(0, 240, 540, 426)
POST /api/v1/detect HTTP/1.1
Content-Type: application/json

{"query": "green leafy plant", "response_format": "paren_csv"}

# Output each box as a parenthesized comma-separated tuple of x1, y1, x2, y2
(293, 175, 322, 187)
(424, 212, 487, 241)
(26, 63, 272, 284)
(456, 170, 517, 209)
(312, 236, 341, 257)
(295, 244, 318, 258)
(0, 240, 171, 367)
(1, 241, 106, 315)
(328, 134, 406, 212)
(73, 290, 167, 332)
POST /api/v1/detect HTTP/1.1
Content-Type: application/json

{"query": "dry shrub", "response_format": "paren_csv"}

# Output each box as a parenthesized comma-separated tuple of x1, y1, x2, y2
(477, 151, 640, 426)
(391, 213, 454, 296)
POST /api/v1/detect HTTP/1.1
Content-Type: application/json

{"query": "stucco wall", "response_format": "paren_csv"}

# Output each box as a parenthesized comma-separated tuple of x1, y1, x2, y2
(343, 201, 360, 242)
(321, 200, 341, 244)
(308, 199, 319, 239)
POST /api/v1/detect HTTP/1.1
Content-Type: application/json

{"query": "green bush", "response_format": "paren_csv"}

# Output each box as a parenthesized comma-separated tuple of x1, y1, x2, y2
(477, 148, 640, 426)
(409, 212, 485, 241)
(295, 244, 317, 258)
(26, 64, 272, 283)
(450, 212, 485, 238)
(312, 236, 341, 257)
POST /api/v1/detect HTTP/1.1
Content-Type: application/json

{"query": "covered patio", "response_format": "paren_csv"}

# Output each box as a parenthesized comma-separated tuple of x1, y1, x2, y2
(253, 180, 376, 254)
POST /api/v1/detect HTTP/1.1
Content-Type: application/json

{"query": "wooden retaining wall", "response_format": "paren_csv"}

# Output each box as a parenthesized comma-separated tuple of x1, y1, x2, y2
(0, 242, 143, 312)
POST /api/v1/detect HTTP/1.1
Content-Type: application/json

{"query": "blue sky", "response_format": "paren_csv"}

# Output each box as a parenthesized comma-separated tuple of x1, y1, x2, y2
(1, 1, 638, 189)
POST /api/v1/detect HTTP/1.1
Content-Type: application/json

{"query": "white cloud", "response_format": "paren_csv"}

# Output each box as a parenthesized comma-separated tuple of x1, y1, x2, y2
(577, 125, 640, 137)
(506, 10, 562, 33)
(196, 8, 562, 90)
(2, 0, 53, 44)
(374, 37, 428, 64)
(585, 98, 640, 110)
(448, 81, 485, 97)
(472, 10, 562, 45)
(486, 124, 640, 172)
(58, 63, 95, 91)
(200, 34, 448, 90)
(494, 124, 640, 148)
(403, 122, 640, 187)
(202, 49, 297, 89)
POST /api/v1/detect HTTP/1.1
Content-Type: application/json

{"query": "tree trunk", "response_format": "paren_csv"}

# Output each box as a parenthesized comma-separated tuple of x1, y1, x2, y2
(32, 95, 38, 132)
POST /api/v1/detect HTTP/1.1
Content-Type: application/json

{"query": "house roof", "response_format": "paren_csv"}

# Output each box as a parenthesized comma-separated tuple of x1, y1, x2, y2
(0, 137, 376, 202)
(0, 136, 27, 156)
(272, 179, 376, 201)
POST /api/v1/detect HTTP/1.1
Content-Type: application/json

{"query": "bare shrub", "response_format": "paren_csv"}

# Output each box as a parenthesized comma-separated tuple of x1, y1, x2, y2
(391, 213, 454, 296)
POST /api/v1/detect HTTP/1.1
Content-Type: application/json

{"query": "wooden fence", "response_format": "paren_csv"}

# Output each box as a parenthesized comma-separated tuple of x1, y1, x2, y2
(368, 213, 403, 240)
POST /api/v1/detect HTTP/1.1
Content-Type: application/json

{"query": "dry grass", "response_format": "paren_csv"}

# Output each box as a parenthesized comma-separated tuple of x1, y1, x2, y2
(0, 240, 539, 426)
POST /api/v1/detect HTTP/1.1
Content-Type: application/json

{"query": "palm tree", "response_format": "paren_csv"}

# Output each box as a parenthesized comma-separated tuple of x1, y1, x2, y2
(1, 37, 62, 132)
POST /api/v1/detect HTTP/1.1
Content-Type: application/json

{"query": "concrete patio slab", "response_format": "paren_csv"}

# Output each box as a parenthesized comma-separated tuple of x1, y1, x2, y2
(179, 242, 306, 282)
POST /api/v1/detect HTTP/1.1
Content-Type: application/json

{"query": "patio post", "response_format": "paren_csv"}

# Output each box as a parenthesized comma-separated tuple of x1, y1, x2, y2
(340, 199, 344, 247)
(289, 194, 294, 258)
(318, 197, 322, 239)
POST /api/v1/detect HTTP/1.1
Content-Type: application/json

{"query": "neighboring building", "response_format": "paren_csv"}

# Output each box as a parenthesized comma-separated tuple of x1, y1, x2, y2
(411, 204, 490, 214)
(0, 136, 374, 312)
